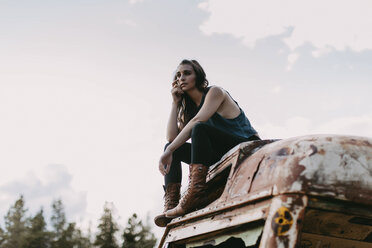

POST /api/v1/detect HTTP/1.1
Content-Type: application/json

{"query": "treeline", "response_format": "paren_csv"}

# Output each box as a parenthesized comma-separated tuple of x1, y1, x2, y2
(0, 196, 157, 248)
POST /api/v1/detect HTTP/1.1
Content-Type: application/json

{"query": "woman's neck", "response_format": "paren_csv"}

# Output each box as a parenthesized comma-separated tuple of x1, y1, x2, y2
(186, 88, 203, 107)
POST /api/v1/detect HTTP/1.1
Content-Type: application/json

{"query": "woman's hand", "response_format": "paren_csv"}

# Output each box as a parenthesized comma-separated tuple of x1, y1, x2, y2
(159, 148, 173, 176)
(171, 80, 183, 104)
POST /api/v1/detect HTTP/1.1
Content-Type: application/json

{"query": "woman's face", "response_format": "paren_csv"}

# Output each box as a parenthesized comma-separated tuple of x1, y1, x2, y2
(175, 64, 197, 92)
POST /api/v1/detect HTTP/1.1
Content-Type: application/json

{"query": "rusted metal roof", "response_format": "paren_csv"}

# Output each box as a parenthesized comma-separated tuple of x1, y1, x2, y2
(159, 135, 372, 247)
(171, 135, 372, 224)
(223, 134, 372, 205)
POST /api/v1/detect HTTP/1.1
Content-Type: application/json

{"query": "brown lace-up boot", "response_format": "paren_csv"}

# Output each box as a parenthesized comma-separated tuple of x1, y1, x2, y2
(165, 164, 208, 218)
(154, 183, 181, 227)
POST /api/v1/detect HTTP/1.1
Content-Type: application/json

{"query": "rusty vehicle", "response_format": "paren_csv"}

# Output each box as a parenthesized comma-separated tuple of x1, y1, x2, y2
(158, 135, 372, 248)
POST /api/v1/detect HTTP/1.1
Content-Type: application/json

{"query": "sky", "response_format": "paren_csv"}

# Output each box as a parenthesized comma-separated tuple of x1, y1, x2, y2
(1, 0, 372, 240)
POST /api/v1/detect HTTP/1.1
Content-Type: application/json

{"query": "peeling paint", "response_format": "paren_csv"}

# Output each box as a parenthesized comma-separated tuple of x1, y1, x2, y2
(298, 142, 372, 187)
(158, 135, 372, 248)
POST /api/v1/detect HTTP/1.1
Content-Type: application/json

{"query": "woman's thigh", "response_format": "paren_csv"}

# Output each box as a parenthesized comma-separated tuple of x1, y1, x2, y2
(191, 123, 250, 166)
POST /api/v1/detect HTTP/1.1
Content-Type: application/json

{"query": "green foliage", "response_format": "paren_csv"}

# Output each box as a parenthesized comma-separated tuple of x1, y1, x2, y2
(0, 226, 5, 246)
(50, 199, 92, 248)
(51, 199, 66, 239)
(122, 213, 157, 248)
(0, 197, 157, 248)
(0, 197, 93, 248)
(94, 202, 119, 248)
(2, 195, 28, 248)
(72, 226, 92, 248)
(22, 209, 51, 248)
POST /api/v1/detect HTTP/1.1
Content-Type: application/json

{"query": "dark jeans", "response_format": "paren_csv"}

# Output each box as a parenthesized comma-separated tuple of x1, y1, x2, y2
(164, 122, 260, 186)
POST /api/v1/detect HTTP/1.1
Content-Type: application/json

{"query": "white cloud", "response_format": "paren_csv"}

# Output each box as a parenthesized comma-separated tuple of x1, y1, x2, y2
(259, 116, 312, 139)
(0, 164, 87, 224)
(199, 0, 372, 58)
(128, 0, 144, 4)
(117, 18, 138, 27)
(314, 114, 372, 138)
(269, 85, 282, 95)
(287, 52, 299, 71)
(258, 114, 372, 140)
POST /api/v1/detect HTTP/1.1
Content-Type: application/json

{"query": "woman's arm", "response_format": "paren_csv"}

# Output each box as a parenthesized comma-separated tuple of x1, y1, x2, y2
(166, 102, 180, 142)
(159, 87, 225, 175)
(166, 81, 183, 142)
(167, 87, 224, 152)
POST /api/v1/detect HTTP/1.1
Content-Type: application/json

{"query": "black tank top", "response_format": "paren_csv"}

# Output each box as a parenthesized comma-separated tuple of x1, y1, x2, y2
(197, 87, 258, 139)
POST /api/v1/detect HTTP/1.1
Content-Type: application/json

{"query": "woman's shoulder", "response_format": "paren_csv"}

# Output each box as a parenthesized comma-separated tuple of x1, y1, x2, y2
(205, 85, 227, 100)
(206, 85, 240, 108)
(205, 85, 227, 98)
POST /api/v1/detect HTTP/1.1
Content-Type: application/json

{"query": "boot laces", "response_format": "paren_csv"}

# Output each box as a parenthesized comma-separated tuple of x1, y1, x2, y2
(164, 184, 180, 210)
(180, 165, 205, 206)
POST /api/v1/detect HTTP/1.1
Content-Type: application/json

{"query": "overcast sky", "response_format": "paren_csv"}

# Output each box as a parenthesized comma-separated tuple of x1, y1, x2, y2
(1, 0, 371, 238)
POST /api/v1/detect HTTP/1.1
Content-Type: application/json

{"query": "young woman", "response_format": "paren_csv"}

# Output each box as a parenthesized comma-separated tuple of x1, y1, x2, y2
(154, 59, 259, 227)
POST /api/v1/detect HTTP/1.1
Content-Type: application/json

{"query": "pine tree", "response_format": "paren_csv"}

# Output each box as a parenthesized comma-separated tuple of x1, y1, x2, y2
(2, 195, 28, 248)
(0, 226, 5, 246)
(72, 226, 92, 248)
(50, 199, 92, 248)
(122, 213, 157, 248)
(51, 199, 66, 240)
(22, 209, 51, 248)
(50, 199, 66, 248)
(0, 197, 92, 248)
(94, 202, 119, 248)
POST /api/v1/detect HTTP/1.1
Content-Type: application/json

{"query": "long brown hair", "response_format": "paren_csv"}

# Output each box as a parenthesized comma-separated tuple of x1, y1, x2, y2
(175, 60, 209, 129)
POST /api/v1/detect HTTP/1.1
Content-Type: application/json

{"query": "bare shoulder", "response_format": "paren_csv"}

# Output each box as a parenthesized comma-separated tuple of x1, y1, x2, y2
(208, 86, 240, 118)
(207, 86, 226, 99)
